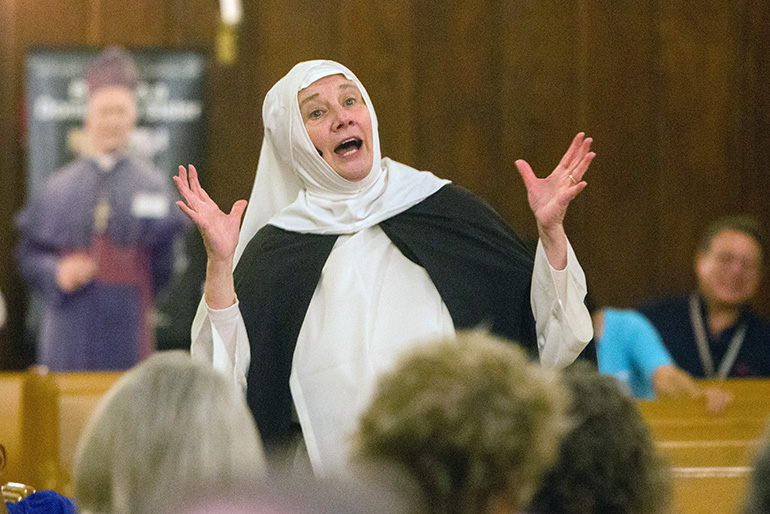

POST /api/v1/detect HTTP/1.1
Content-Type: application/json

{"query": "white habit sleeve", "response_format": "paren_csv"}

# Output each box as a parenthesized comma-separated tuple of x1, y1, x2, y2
(190, 298, 250, 393)
(531, 238, 593, 369)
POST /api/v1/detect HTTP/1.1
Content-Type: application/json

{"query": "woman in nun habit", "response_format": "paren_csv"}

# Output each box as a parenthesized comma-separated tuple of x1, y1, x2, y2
(174, 60, 595, 474)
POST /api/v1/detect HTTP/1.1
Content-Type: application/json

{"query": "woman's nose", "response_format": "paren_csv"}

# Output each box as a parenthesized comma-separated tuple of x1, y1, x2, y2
(332, 106, 354, 129)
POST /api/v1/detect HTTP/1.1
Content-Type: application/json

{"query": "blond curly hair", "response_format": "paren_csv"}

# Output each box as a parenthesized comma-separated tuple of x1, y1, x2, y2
(354, 330, 569, 514)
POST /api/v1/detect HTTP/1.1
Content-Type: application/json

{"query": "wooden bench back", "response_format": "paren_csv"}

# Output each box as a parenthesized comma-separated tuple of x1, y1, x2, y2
(0, 372, 26, 482)
(638, 379, 770, 514)
(0, 367, 124, 496)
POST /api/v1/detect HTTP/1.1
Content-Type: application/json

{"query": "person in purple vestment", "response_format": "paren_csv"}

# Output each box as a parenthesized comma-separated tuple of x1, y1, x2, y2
(15, 47, 188, 371)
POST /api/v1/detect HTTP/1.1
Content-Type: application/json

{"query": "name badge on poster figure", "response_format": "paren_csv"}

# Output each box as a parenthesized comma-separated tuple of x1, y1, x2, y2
(132, 193, 169, 219)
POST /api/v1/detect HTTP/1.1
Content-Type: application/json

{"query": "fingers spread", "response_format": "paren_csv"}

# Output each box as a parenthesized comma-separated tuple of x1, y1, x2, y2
(175, 200, 196, 220)
(515, 159, 536, 186)
(558, 132, 585, 168)
(569, 151, 595, 183)
(188, 164, 202, 195)
(229, 199, 248, 221)
(563, 181, 587, 203)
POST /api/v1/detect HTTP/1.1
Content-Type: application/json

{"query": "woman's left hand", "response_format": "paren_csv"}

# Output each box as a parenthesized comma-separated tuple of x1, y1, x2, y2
(515, 132, 594, 233)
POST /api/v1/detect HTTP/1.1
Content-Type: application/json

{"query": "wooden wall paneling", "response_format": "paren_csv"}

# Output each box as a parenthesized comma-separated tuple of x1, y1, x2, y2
(655, 1, 746, 299)
(740, 0, 770, 317)
(16, 0, 90, 46)
(498, 1, 583, 241)
(0, 0, 20, 368)
(202, 0, 344, 212)
(337, 0, 419, 168)
(196, 0, 265, 210)
(257, 0, 340, 74)
(165, 0, 218, 48)
(576, 1, 663, 308)
(412, 1, 510, 222)
(410, 1, 454, 179)
(93, 0, 169, 46)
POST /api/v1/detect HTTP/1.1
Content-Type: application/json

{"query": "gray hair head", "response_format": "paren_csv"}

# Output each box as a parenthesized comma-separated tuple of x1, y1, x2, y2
(74, 351, 266, 514)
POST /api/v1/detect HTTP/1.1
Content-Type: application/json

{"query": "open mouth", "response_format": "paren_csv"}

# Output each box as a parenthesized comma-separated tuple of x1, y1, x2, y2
(334, 137, 363, 156)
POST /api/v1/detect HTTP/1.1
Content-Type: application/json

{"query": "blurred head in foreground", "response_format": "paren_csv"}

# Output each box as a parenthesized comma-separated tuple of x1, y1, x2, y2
(162, 472, 417, 514)
(354, 330, 569, 514)
(73, 351, 266, 514)
(743, 419, 770, 514)
(528, 362, 672, 514)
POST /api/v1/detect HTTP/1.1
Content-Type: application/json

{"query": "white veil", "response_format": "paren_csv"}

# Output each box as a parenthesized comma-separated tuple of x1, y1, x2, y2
(232, 60, 448, 264)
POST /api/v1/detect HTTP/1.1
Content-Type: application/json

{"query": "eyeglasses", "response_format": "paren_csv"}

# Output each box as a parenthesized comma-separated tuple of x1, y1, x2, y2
(709, 251, 760, 272)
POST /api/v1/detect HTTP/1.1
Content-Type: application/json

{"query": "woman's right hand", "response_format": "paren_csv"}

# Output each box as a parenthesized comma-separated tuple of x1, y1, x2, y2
(174, 164, 247, 263)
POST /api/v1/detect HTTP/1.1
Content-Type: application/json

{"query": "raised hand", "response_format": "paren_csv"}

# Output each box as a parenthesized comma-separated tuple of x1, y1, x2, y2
(174, 164, 247, 263)
(174, 165, 248, 309)
(515, 133, 595, 269)
(515, 132, 594, 233)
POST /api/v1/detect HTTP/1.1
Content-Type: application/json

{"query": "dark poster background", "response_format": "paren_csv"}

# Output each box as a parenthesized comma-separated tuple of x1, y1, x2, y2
(25, 47, 206, 193)
(22, 47, 209, 354)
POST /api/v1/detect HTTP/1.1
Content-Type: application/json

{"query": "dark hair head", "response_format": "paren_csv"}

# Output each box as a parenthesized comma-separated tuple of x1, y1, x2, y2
(698, 215, 766, 261)
(528, 362, 672, 514)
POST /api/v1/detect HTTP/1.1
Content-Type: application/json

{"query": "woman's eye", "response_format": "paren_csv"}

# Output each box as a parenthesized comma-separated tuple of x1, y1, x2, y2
(310, 109, 323, 119)
(344, 97, 356, 106)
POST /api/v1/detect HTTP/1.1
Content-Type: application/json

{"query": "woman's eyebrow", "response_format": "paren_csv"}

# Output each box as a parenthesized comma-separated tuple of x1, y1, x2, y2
(299, 82, 356, 107)
(299, 93, 320, 107)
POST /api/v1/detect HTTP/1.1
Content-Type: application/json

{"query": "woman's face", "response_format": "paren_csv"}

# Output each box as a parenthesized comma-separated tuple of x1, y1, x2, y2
(298, 74, 374, 182)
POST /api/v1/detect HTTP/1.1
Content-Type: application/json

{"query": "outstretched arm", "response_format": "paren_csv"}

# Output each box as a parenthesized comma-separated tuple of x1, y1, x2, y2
(174, 164, 247, 309)
(516, 132, 594, 270)
(652, 366, 733, 414)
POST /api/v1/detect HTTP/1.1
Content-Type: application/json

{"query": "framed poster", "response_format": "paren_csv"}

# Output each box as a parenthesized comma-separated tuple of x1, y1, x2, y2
(25, 47, 207, 194)
(22, 47, 208, 353)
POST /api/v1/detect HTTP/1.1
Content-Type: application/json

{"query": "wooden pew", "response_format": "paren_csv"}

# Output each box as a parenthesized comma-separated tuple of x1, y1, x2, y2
(0, 372, 26, 482)
(0, 367, 124, 497)
(50, 370, 124, 495)
(638, 379, 770, 514)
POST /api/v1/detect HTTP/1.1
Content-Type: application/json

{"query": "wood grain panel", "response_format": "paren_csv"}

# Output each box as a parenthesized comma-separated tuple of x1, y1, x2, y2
(413, 1, 506, 211)
(499, 0, 582, 240)
(740, 0, 770, 316)
(15, 0, 90, 46)
(655, 1, 746, 299)
(337, 0, 418, 167)
(0, 0, 23, 369)
(575, 0, 662, 308)
(96, 0, 169, 46)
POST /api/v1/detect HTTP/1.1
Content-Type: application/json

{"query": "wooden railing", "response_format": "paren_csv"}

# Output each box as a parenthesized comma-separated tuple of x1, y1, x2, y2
(638, 379, 770, 514)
